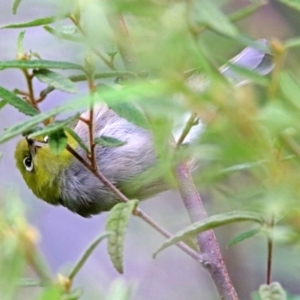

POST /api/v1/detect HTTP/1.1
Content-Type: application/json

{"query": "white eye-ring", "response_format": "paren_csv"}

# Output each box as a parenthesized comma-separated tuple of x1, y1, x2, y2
(43, 136, 49, 143)
(23, 156, 33, 172)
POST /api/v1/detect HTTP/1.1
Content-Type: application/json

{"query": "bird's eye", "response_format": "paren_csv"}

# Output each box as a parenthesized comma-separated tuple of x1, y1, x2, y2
(43, 136, 49, 143)
(23, 156, 33, 172)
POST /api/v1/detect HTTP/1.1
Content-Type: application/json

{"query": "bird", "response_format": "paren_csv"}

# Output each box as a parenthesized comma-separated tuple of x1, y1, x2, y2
(14, 40, 274, 217)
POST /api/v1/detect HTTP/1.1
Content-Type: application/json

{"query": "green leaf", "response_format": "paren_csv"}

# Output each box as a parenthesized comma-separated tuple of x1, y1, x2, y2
(12, 0, 22, 15)
(0, 105, 70, 144)
(0, 86, 39, 116)
(106, 200, 139, 273)
(64, 127, 90, 154)
(48, 130, 67, 155)
(188, 0, 238, 37)
(37, 285, 62, 300)
(28, 114, 79, 139)
(109, 102, 149, 129)
(17, 30, 25, 56)
(68, 232, 112, 280)
(1, 16, 56, 29)
(104, 279, 134, 300)
(259, 282, 287, 300)
(43, 25, 83, 42)
(33, 69, 78, 93)
(94, 136, 126, 147)
(154, 211, 264, 257)
(0, 60, 83, 71)
(0, 100, 7, 110)
(278, 0, 300, 12)
(227, 227, 261, 247)
(62, 289, 83, 300)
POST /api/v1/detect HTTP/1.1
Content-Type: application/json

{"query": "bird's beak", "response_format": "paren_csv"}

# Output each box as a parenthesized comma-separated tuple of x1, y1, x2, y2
(26, 137, 45, 157)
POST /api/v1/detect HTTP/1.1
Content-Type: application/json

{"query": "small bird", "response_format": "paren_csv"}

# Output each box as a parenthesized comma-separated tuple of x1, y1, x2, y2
(14, 40, 273, 217)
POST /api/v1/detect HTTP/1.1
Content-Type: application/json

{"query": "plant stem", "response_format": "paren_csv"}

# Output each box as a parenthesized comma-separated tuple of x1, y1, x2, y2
(266, 215, 275, 285)
(176, 112, 198, 146)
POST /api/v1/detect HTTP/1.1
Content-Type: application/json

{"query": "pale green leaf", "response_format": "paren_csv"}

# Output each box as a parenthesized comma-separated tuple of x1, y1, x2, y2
(43, 25, 83, 42)
(105, 279, 134, 300)
(17, 30, 25, 56)
(33, 69, 78, 93)
(64, 127, 90, 154)
(48, 130, 67, 155)
(0, 105, 70, 144)
(154, 211, 264, 257)
(68, 232, 112, 280)
(0, 100, 7, 110)
(227, 227, 261, 247)
(28, 114, 79, 139)
(106, 200, 139, 273)
(1, 16, 57, 29)
(278, 0, 300, 11)
(94, 136, 126, 147)
(0, 60, 83, 71)
(259, 282, 287, 300)
(12, 0, 22, 15)
(188, 0, 238, 37)
(0, 86, 39, 116)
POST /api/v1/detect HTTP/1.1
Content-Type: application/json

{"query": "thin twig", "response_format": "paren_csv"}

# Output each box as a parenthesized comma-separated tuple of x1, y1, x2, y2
(266, 215, 275, 285)
(176, 112, 199, 146)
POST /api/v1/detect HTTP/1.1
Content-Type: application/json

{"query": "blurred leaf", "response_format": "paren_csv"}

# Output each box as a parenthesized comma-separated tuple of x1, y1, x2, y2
(37, 285, 62, 300)
(94, 136, 126, 147)
(17, 30, 25, 56)
(0, 60, 83, 71)
(0, 100, 7, 110)
(259, 282, 287, 300)
(105, 279, 134, 300)
(43, 25, 83, 42)
(106, 200, 139, 273)
(0, 105, 70, 144)
(68, 232, 112, 280)
(278, 0, 300, 11)
(154, 211, 264, 257)
(62, 289, 83, 300)
(227, 227, 261, 247)
(188, 0, 238, 37)
(49, 130, 67, 155)
(1, 16, 57, 29)
(12, 0, 22, 15)
(285, 37, 300, 49)
(109, 102, 149, 129)
(64, 127, 90, 154)
(279, 73, 300, 110)
(0, 86, 39, 116)
(28, 115, 80, 139)
(33, 69, 78, 93)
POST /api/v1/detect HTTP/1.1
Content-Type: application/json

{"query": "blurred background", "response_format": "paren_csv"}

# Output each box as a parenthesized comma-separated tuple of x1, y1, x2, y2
(1, 0, 300, 299)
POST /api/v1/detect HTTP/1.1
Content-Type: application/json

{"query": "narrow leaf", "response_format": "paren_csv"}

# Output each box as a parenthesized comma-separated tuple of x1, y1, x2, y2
(227, 227, 261, 247)
(278, 0, 300, 12)
(0, 105, 70, 144)
(48, 130, 67, 155)
(0, 100, 7, 110)
(259, 282, 287, 300)
(17, 30, 25, 56)
(64, 127, 90, 154)
(0, 86, 39, 116)
(28, 114, 79, 139)
(1, 16, 56, 29)
(106, 200, 139, 273)
(33, 69, 78, 93)
(109, 102, 149, 129)
(43, 25, 83, 42)
(12, 0, 22, 15)
(154, 211, 264, 257)
(94, 136, 126, 147)
(68, 232, 112, 280)
(0, 60, 83, 71)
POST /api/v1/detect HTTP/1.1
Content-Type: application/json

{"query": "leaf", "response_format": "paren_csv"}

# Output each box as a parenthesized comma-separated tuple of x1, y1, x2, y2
(68, 232, 112, 280)
(28, 114, 79, 139)
(1, 16, 56, 29)
(153, 211, 264, 257)
(48, 130, 68, 155)
(17, 30, 25, 56)
(33, 69, 78, 93)
(0, 60, 83, 71)
(109, 102, 149, 129)
(259, 282, 287, 300)
(43, 25, 83, 42)
(0, 100, 7, 110)
(227, 227, 261, 247)
(0, 86, 39, 116)
(12, 0, 22, 15)
(94, 136, 126, 147)
(104, 279, 134, 300)
(278, 0, 300, 12)
(188, 0, 238, 37)
(62, 289, 83, 300)
(64, 127, 90, 154)
(106, 200, 139, 273)
(0, 105, 70, 144)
